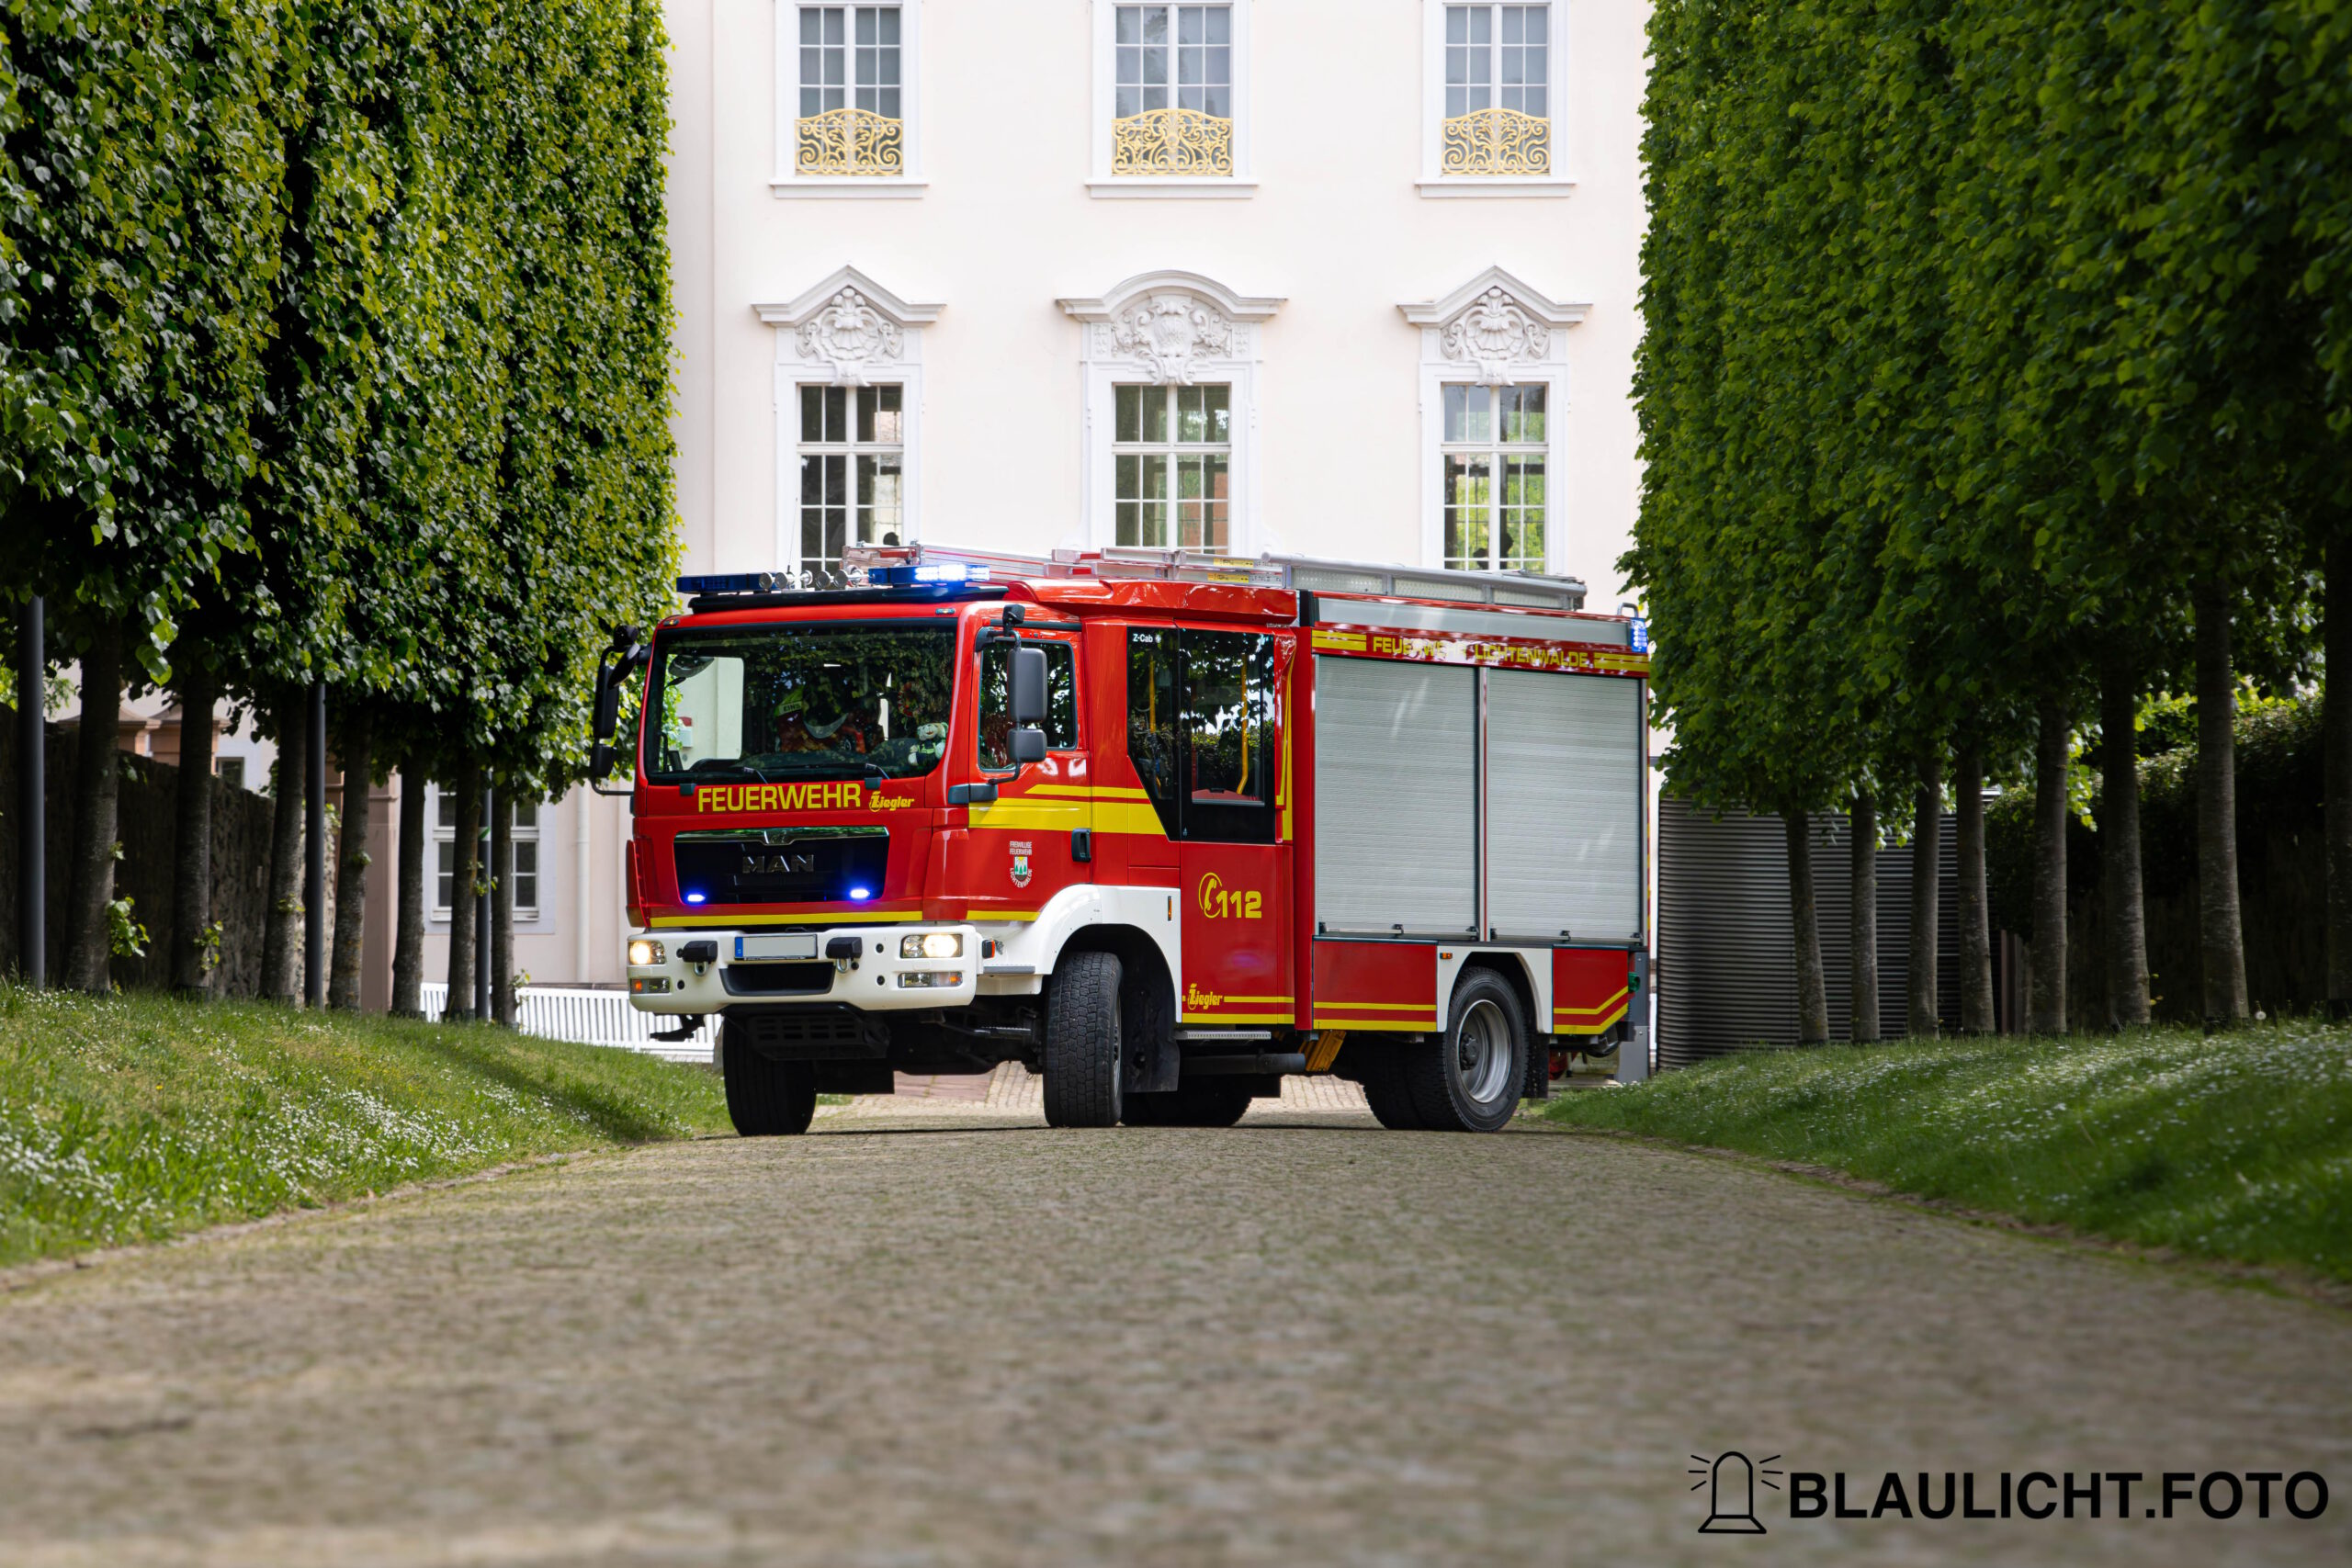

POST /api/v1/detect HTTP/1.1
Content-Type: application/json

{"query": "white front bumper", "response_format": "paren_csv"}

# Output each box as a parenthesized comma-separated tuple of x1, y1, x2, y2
(626, 924, 980, 1013)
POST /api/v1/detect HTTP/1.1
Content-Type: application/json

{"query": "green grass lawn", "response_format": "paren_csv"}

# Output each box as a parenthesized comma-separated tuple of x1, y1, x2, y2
(0, 984, 732, 1268)
(1543, 1023, 2352, 1283)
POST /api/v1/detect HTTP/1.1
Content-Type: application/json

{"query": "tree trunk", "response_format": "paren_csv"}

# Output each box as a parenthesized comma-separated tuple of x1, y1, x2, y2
(492, 786, 515, 1027)
(445, 761, 481, 1021)
(2030, 694, 2071, 1033)
(391, 757, 427, 1017)
(2194, 580, 2249, 1025)
(1785, 809, 1828, 1043)
(1908, 750, 1941, 1038)
(260, 689, 308, 1004)
(61, 621, 122, 994)
(168, 658, 215, 996)
(1849, 790, 1879, 1042)
(1954, 739, 1996, 1033)
(328, 706, 372, 1010)
(2328, 533, 2352, 1016)
(2100, 652, 2151, 1027)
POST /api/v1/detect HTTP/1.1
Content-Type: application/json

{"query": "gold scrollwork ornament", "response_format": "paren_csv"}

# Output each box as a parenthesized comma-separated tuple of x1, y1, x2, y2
(796, 107, 905, 176)
(1112, 107, 1234, 176)
(1440, 107, 1550, 176)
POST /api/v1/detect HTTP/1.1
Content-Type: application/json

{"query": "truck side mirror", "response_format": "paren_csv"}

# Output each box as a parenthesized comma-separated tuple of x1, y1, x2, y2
(1010, 727, 1047, 766)
(1010, 646, 1048, 727)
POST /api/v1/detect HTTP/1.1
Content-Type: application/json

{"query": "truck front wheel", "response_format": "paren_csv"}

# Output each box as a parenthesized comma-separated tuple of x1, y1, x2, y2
(1404, 969, 1528, 1134)
(721, 1023, 818, 1136)
(1043, 950, 1124, 1128)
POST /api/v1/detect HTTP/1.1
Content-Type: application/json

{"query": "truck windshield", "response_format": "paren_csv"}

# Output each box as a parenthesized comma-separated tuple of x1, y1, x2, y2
(647, 623, 956, 784)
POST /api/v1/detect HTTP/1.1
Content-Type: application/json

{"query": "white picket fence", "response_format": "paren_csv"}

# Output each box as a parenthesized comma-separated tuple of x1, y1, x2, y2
(418, 983, 715, 1064)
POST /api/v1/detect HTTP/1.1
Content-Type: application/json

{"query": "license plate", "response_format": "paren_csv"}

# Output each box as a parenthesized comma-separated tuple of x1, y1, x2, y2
(735, 933, 820, 962)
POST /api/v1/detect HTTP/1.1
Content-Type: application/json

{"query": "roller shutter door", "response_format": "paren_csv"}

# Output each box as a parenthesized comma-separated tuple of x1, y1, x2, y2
(1314, 657, 1476, 935)
(1486, 670, 1642, 942)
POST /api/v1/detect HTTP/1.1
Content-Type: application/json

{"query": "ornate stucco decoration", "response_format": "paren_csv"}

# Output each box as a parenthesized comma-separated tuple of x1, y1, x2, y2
(1060, 271, 1283, 385)
(1441, 287, 1550, 386)
(1398, 267, 1589, 385)
(796, 288, 902, 386)
(1102, 294, 1237, 385)
(753, 267, 944, 388)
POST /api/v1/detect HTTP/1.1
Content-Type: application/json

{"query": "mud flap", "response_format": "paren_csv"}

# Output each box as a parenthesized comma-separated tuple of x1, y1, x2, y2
(1122, 960, 1180, 1093)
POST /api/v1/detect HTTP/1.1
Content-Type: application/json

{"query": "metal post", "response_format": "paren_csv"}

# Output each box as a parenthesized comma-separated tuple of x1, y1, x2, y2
(16, 597, 43, 987)
(474, 784, 492, 1019)
(304, 681, 326, 1008)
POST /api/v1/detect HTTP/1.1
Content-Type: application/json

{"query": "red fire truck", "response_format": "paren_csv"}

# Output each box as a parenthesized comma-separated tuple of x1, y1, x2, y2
(594, 546, 1649, 1135)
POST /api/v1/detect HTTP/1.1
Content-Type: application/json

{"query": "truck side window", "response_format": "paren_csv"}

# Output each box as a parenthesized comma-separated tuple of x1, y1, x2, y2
(978, 638, 1078, 768)
(1179, 630, 1277, 843)
(1126, 628, 1180, 837)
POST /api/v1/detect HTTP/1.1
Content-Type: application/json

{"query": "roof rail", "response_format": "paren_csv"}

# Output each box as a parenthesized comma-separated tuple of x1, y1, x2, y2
(840, 543, 1589, 612)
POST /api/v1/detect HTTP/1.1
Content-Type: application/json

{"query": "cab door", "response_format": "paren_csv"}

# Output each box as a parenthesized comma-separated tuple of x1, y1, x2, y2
(1170, 627, 1293, 1028)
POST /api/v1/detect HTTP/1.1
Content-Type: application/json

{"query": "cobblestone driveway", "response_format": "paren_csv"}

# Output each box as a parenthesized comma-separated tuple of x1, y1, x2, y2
(1, 1089, 2346, 1567)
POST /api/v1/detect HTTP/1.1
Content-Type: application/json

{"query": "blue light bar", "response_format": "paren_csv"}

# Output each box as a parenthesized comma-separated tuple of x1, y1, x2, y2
(848, 886, 874, 901)
(867, 563, 991, 587)
(684, 890, 707, 905)
(677, 572, 790, 595)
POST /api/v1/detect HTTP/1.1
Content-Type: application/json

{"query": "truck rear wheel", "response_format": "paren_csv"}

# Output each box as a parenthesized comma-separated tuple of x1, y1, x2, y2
(1043, 950, 1124, 1128)
(1121, 1080, 1250, 1127)
(1404, 969, 1527, 1134)
(721, 1023, 818, 1136)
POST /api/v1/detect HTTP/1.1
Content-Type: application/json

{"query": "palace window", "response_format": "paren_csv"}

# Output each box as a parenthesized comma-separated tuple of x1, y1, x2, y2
(1441, 383, 1547, 572)
(1092, 1, 1251, 192)
(1114, 384, 1231, 550)
(776, 2, 923, 191)
(1420, 1, 1564, 193)
(433, 793, 540, 922)
(797, 383, 906, 575)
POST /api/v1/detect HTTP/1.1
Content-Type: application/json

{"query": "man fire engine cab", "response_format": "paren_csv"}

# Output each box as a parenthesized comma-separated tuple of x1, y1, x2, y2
(594, 547, 1649, 1136)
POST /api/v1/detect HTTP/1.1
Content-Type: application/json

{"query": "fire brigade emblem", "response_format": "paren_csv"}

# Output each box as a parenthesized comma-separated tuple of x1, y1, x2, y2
(1009, 840, 1033, 888)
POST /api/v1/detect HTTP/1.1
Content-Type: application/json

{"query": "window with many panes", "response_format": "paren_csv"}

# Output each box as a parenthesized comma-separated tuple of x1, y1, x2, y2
(796, 5, 905, 175)
(798, 384, 905, 575)
(1113, 5, 1233, 175)
(1114, 384, 1230, 549)
(433, 793, 539, 921)
(1442, 384, 1547, 572)
(1438, 4, 1551, 177)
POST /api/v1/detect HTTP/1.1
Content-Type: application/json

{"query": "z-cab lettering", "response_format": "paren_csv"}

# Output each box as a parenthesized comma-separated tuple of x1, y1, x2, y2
(1197, 873, 1263, 920)
(694, 782, 868, 815)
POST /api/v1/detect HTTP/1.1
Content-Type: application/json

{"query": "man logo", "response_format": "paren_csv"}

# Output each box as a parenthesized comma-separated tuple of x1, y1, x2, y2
(739, 851, 817, 875)
(1690, 1451, 1781, 1534)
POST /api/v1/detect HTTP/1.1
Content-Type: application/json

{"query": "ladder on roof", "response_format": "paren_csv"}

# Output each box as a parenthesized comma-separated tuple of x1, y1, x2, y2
(840, 543, 1590, 613)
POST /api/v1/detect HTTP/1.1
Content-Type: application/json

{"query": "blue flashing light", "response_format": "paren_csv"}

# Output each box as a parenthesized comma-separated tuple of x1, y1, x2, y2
(868, 563, 990, 587)
(848, 886, 874, 901)
(684, 891, 707, 905)
(1629, 615, 1649, 654)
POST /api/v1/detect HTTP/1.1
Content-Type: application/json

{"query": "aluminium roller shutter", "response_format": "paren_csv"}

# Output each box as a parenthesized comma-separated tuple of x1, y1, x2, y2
(1313, 656, 1477, 935)
(1485, 670, 1642, 942)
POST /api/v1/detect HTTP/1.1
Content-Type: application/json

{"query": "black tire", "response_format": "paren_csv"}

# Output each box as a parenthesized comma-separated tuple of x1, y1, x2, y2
(1358, 1045, 1425, 1130)
(1403, 969, 1528, 1134)
(1121, 1080, 1252, 1127)
(721, 1023, 818, 1136)
(1043, 950, 1124, 1127)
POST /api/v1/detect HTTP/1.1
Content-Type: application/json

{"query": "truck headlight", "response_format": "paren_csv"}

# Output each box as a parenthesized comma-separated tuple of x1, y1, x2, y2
(628, 939, 663, 966)
(900, 931, 963, 960)
(896, 970, 965, 988)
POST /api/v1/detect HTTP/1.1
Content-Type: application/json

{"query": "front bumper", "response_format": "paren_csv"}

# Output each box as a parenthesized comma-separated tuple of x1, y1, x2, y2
(625, 924, 980, 1014)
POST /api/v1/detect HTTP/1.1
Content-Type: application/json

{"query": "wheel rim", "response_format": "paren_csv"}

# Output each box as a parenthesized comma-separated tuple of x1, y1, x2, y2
(1451, 998, 1514, 1107)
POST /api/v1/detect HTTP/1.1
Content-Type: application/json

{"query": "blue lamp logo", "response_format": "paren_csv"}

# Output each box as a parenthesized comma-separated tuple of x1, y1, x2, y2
(1690, 1450, 1780, 1534)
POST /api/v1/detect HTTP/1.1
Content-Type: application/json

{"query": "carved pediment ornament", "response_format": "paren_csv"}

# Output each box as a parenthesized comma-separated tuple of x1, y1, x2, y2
(797, 288, 904, 387)
(1107, 293, 1237, 386)
(1441, 287, 1551, 386)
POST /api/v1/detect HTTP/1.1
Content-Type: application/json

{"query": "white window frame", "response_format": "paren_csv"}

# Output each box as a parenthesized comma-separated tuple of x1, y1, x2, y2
(1400, 267, 1589, 574)
(773, 0, 926, 197)
(1419, 0, 1573, 197)
(1090, 0, 1255, 197)
(1438, 383, 1551, 573)
(428, 787, 548, 931)
(1060, 271, 1283, 553)
(1112, 383, 1237, 550)
(792, 382, 911, 574)
(755, 266, 942, 576)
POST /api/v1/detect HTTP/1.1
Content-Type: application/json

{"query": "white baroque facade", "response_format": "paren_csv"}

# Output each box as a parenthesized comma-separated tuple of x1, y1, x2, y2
(669, 0, 1648, 588)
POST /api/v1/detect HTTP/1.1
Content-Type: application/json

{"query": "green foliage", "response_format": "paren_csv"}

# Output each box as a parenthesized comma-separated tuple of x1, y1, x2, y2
(0, 0, 678, 794)
(1543, 1025, 2352, 1282)
(0, 983, 730, 1265)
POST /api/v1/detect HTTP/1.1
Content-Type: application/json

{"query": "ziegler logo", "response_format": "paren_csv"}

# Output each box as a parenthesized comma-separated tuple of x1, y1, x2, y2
(1183, 981, 1225, 1010)
(1197, 872, 1263, 920)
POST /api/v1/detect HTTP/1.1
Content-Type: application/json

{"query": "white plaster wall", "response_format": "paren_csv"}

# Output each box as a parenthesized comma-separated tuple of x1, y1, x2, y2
(673, 0, 1647, 601)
